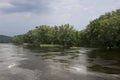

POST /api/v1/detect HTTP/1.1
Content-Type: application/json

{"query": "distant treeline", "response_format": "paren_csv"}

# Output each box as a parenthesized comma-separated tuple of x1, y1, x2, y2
(0, 35, 12, 43)
(13, 9, 120, 49)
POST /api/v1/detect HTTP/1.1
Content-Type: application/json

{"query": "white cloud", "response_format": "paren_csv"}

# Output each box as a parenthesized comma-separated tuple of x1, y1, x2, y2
(0, 2, 14, 9)
(47, 0, 94, 29)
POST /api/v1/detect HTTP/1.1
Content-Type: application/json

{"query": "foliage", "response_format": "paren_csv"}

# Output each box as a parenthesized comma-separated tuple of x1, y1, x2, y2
(80, 9, 120, 49)
(12, 35, 24, 44)
(13, 24, 80, 47)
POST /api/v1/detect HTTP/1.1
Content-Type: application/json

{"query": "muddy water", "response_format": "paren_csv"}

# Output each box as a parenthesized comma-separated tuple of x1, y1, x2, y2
(0, 44, 120, 80)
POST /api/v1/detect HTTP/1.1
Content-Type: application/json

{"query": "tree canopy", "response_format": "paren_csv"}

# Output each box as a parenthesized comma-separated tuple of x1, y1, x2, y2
(13, 24, 80, 47)
(80, 9, 120, 49)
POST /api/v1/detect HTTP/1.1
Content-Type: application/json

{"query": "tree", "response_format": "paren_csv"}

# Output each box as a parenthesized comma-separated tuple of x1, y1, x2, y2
(13, 24, 80, 47)
(80, 9, 120, 49)
(12, 35, 24, 44)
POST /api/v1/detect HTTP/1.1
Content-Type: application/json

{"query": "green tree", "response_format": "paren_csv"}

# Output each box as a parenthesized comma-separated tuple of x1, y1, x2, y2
(80, 9, 120, 49)
(13, 24, 80, 47)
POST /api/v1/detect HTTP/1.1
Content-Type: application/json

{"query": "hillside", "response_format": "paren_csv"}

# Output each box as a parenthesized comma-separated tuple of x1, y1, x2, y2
(0, 35, 12, 43)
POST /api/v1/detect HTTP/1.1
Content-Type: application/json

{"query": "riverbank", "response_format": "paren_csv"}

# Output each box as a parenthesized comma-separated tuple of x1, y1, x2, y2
(23, 43, 80, 49)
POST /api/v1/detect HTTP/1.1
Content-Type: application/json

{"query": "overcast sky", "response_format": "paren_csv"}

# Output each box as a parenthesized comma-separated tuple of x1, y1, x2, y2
(0, 0, 120, 36)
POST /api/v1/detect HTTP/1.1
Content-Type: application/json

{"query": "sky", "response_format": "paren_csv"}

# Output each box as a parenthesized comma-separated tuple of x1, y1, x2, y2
(0, 0, 120, 36)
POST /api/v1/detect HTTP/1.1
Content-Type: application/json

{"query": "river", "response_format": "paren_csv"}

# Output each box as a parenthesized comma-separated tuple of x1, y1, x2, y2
(0, 44, 120, 80)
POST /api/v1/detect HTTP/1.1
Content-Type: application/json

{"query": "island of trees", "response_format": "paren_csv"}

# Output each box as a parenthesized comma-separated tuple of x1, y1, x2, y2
(13, 24, 80, 47)
(13, 9, 120, 49)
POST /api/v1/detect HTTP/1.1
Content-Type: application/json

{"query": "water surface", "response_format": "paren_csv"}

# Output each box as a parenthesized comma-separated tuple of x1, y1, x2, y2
(0, 44, 120, 80)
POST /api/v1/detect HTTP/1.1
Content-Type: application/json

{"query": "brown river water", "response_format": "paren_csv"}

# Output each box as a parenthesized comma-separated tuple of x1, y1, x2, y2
(0, 44, 120, 80)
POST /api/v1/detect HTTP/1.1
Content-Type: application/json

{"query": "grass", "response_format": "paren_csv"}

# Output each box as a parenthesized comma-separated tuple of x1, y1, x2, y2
(23, 43, 62, 48)
(23, 43, 80, 48)
(70, 46, 79, 49)
(40, 44, 63, 48)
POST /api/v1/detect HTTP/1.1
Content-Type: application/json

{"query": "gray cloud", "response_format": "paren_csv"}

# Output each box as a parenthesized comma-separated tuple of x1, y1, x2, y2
(0, 0, 51, 13)
(0, 0, 120, 36)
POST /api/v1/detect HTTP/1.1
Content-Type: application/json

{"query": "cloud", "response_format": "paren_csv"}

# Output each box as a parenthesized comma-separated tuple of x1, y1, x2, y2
(48, 0, 120, 28)
(0, 0, 51, 14)
(0, 0, 120, 36)
(0, 2, 14, 9)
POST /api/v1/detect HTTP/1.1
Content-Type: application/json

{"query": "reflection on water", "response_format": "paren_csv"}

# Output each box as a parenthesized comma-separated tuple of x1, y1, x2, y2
(87, 50, 120, 74)
(0, 44, 120, 80)
(24, 46, 120, 75)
